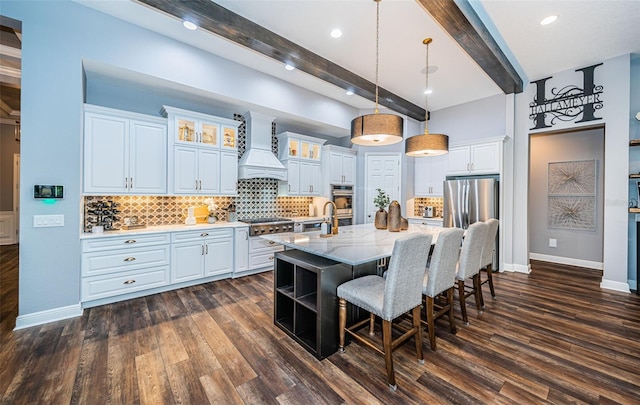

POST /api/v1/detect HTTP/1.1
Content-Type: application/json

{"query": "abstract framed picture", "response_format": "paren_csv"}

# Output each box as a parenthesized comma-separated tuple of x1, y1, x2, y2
(548, 195, 596, 230)
(548, 160, 596, 195)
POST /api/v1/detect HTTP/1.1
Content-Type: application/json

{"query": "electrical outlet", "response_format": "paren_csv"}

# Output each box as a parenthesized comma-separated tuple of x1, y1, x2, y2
(549, 238, 557, 248)
(33, 214, 64, 227)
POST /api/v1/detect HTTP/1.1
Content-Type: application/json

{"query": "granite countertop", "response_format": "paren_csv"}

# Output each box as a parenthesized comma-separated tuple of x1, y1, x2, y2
(260, 223, 443, 266)
(80, 221, 248, 239)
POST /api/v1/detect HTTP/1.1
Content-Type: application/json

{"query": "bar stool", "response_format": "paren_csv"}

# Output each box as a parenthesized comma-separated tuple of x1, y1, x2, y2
(337, 233, 432, 392)
(455, 222, 488, 325)
(479, 218, 500, 307)
(422, 227, 465, 350)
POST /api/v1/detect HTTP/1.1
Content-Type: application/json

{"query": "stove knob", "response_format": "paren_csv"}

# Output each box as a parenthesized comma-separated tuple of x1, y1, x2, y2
(274, 226, 280, 231)
(269, 228, 274, 232)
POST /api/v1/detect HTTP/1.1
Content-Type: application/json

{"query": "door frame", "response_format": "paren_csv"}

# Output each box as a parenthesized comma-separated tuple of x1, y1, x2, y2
(363, 152, 402, 224)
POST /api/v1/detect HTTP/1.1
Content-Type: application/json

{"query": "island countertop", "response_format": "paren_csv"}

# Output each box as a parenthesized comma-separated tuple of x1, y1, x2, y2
(260, 223, 443, 266)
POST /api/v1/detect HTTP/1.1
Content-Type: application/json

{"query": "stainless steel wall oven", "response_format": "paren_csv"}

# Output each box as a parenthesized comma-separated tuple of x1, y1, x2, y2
(331, 185, 353, 226)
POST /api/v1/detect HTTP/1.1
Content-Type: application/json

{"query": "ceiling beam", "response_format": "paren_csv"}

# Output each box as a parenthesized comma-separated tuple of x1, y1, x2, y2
(135, 0, 427, 121)
(416, 0, 523, 94)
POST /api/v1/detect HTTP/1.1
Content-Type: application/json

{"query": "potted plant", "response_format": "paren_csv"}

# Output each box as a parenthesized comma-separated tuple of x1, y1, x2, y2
(373, 188, 390, 229)
(204, 198, 218, 224)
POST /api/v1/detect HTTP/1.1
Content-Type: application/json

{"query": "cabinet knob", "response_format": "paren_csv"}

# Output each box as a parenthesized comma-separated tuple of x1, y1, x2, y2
(268, 256, 274, 260)
(269, 241, 275, 245)
(201, 233, 209, 237)
(123, 257, 136, 262)
(123, 279, 136, 285)
(124, 240, 137, 244)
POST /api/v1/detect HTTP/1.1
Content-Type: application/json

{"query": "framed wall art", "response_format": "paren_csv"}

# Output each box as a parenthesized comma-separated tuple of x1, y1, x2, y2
(547, 159, 597, 230)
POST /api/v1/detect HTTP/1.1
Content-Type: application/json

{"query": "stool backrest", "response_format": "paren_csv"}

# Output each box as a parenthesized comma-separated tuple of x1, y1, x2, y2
(424, 228, 465, 297)
(481, 218, 500, 268)
(383, 233, 432, 320)
(456, 222, 488, 280)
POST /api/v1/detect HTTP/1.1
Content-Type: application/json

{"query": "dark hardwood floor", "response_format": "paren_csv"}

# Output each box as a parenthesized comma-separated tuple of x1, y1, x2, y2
(1, 247, 640, 404)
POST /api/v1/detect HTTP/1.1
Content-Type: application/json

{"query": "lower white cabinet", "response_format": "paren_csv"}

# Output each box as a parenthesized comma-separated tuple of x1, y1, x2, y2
(234, 227, 249, 276)
(171, 228, 233, 283)
(408, 218, 444, 227)
(81, 234, 171, 302)
(248, 235, 283, 272)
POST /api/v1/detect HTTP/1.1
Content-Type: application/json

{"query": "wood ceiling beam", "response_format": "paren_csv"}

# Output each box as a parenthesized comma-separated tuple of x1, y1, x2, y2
(417, 0, 523, 94)
(135, 0, 427, 121)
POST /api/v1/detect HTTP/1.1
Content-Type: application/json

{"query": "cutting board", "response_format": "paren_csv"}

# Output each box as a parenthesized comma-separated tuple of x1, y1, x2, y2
(194, 205, 209, 223)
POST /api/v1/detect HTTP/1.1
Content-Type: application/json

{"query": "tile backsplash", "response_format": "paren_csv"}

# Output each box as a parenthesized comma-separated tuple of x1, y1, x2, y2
(413, 197, 444, 217)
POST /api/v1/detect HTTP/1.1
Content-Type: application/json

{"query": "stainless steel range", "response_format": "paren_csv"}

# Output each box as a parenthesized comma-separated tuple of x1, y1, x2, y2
(240, 217, 295, 236)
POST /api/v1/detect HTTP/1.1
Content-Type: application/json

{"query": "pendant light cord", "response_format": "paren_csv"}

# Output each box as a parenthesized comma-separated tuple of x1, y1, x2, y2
(374, 0, 380, 114)
(424, 38, 432, 135)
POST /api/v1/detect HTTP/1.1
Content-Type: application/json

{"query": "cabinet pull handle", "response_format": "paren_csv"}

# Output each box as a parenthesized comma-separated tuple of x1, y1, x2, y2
(124, 178, 128, 188)
(196, 180, 199, 190)
(201, 233, 209, 237)
(471, 163, 474, 171)
(245, 231, 248, 240)
(201, 245, 204, 255)
(124, 239, 137, 244)
(130, 177, 133, 188)
(467, 163, 470, 171)
(205, 245, 208, 254)
(269, 241, 275, 245)
(268, 256, 274, 260)
(288, 184, 291, 192)
(124, 257, 136, 262)
(123, 279, 136, 285)
(199, 180, 202, 190)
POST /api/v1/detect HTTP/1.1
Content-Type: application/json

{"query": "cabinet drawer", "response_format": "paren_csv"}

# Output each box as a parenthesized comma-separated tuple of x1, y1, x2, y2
(249, 250, 282, 269)
(171, 228, 233, 242)
(82, 265, 170, 301)
(250, 237, 283, 252)
(82, 245, 170, 276)
(82, 233, 169, 252)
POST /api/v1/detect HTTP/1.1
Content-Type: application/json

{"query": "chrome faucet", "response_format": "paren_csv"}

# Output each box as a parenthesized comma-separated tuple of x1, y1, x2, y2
(323, 201, 339, 235)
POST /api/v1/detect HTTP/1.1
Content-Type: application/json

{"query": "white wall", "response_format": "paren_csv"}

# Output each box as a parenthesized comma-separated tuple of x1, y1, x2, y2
(512, 54, 631, 292)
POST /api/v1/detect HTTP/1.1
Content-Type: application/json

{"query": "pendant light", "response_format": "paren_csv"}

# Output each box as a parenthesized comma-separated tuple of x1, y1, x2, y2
(405, 38, 449, 156)
(351, 0, 404, 146)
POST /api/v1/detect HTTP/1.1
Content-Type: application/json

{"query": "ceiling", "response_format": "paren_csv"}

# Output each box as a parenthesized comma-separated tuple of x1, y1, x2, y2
(3, 1, 640, 133)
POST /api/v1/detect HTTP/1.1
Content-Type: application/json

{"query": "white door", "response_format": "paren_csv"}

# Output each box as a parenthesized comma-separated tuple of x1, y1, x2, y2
(365, 154, 401, 224)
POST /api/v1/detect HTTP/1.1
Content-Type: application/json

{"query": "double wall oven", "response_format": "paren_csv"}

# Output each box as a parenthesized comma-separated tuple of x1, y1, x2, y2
(331, 185, 353, 226)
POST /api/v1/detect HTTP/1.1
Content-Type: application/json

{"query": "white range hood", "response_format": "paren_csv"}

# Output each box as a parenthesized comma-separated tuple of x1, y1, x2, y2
(238, 111, 287, 181)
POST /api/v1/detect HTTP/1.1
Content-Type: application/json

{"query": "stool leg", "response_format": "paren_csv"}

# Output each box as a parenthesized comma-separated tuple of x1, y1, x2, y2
(426, 296, 436, 350)
(412, 306, 424, 363)
(447, 288, 457, 334)
(474, 274, 484, 313)
(458, 280, 469, 325)
(369, 313, 376, 336)
(487, 264, 496, 298)
(338, 298, 346, 352)
(382, 319, 396, 391)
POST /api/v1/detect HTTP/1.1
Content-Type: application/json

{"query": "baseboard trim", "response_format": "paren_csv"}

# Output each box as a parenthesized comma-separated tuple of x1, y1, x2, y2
(529, 253, 603, 270)
(502, 263, 531, 274)
(14, 303, 83, 330)
(600, 279, 631, 293)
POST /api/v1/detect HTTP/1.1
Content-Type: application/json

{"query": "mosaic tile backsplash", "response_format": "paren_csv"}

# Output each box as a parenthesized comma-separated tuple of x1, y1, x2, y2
(413, 197, 444, 217)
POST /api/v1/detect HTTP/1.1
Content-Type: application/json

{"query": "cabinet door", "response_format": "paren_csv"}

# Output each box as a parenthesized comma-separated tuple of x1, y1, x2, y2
(287, 160, 300, 194)
(309, 162, 322, 195)
(84, 112, 129, 193)
(174, 116, 197, 144)
(199, 120, 219, 148)
(427, 154, 448, 196)
(234, 228, 249, 274)
(204, 237, 233, 276)
(199, 149, 220, 194)
(328, 153, 343, 183)
(299, 161, 320, 195)
(171, 242, 204, 283)
(447, 146, 471, 175)
(414, 157, 430, 196)
(221, 125, 237, 150)
(174, 146, 198, 194)
(219, 151, 238, 195)
(470, 142, 500, 174)
(342, 154, 356, 184)
(129, 120, 167, 194)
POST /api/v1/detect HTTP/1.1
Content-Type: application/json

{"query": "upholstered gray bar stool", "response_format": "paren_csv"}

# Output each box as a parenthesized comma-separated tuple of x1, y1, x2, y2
(455, 222, 488, 325)
(422, 227, 465, 350)
(337, 233, 432, 392)
(479, 218, 500, 307)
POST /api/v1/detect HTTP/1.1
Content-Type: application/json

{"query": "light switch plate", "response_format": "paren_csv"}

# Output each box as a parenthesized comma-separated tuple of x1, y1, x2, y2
(33, 214, 64, 227)
(549, 238, 557, 248)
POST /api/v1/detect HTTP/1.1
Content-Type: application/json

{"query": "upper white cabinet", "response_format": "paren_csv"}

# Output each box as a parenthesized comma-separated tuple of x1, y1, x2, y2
(276, 132, 326, 196)
(84, 105, 167, 195)
(447, 140, 502, 176)
(162, 106, 240, 195)
(414, 153, 448, 196)
(323, 145, 356, 187)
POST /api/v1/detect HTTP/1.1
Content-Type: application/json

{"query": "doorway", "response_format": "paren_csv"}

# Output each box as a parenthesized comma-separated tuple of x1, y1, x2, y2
(364, 153, 401, 224)
(528, 126, 605, 270)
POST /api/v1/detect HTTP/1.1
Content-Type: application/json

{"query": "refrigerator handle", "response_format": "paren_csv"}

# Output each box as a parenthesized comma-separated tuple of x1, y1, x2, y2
(463, 180, 469, 229)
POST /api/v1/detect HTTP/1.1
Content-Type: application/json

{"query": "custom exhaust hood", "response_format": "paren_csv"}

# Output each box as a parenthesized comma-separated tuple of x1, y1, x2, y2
(238, 111, 287, 181)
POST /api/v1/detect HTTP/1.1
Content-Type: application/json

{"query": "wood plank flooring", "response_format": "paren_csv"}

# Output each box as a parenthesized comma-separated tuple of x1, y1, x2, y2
(1, 246, 640, 404)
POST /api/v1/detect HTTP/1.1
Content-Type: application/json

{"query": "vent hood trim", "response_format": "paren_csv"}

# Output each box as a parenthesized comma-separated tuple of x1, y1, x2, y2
(238, 111, 287, 181)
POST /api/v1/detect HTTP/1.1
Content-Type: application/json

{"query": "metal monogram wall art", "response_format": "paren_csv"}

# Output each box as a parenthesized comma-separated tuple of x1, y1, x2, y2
(547, 160, 597, 230)
(530, 63, 604, 130)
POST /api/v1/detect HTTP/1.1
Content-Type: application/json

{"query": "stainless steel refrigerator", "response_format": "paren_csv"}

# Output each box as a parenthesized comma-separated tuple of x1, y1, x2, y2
(443, 176, 499, 269)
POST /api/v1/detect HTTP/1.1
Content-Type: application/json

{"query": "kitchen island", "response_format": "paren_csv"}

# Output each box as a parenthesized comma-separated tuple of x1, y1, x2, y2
(262, 223, 442, 359)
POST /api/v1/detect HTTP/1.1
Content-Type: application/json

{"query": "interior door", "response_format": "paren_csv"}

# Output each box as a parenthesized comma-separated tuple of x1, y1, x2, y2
(365, 154, 401, 224)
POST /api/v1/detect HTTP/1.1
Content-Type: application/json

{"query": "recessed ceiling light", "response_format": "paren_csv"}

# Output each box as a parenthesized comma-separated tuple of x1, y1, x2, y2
(285, 64, 295, 71)
(540, 15, 558, 25)
(424, 89, 433, 95)
(182, 20, 198, 30)
(346, 90, 354, 96)
(330, 28, 343, 38)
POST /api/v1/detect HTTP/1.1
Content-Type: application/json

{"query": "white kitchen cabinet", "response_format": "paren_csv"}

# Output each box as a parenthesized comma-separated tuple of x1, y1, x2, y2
(162, 106, 240, 195)
(324, 145, 357, 186)
(414, 154, 447, 196)
(248, 235, 283, 273)
(84, 105, 167, 195)
(171, 228, 233, 283)
(277, 132, 326, 196)
(234, 227, 249, 277)
(173, 147, 220, 194)
(81, 233, 171, 302)
(447, 140, 501, 176)
(408, 217, 444, 227)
